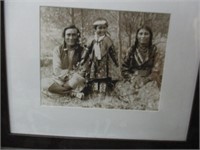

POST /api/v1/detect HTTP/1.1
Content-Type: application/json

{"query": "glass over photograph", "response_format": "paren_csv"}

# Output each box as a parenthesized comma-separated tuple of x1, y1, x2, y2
(40, 6, 170, 111)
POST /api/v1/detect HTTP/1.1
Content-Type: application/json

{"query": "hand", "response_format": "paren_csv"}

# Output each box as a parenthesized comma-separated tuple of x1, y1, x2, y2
(63, 75, 69, 82)
(150, 72, 161, 89)
(149, 72, 158, 82)
(122, 72, 130, 79)
(80, 59, 85, 65)
(62, 82, 73, 91)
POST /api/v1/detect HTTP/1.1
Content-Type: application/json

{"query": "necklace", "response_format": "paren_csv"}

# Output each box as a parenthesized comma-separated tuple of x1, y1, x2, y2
(138, 46, 148, 53)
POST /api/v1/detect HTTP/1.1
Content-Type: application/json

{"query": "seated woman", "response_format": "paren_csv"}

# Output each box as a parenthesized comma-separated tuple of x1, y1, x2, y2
(122, 26, 161, 89)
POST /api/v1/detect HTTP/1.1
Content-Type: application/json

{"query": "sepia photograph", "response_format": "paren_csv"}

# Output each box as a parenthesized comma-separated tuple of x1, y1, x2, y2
(40, 6, 170, 110)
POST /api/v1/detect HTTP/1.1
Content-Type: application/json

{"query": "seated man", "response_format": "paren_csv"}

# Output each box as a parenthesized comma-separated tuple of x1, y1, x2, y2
(48, 25, 87, 98)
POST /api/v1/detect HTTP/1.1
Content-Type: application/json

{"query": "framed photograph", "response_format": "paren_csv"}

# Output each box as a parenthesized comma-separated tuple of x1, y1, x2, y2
(2, 0, 199, 148)
(40, 5, 170, 110)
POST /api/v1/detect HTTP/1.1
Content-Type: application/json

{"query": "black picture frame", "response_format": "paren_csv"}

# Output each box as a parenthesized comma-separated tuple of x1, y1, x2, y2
(1, 1, 199, 149)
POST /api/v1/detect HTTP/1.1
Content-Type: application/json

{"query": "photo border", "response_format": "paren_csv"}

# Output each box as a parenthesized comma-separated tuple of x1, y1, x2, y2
(1, 1, 199, 148)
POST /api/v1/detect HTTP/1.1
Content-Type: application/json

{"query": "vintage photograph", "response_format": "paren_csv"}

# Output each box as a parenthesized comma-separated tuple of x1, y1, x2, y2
(40, 6, 170, 110)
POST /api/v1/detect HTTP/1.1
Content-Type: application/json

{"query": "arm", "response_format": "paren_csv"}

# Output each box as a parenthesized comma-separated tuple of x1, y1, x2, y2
(52, 47, 70, 83)
(147, 46, 162, 88)
(80, 40, 94, 65)
(108, 44, 119, 67)
(152, 49, 160, 73)
(121, 47, 132, 77)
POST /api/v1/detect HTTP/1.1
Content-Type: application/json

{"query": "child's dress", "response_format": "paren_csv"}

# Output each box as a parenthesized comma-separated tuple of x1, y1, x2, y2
(83, 35, 119, 93)
(87, 35, 119, 79)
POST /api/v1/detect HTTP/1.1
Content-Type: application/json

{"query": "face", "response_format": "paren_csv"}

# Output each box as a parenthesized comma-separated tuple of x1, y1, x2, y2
(64, 28, 78, 47)
(137, 28, 150, 45)
(96, 25, 107, 36)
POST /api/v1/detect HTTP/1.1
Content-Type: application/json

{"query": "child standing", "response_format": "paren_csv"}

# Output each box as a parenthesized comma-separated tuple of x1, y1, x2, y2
(82, 18, 119, 94)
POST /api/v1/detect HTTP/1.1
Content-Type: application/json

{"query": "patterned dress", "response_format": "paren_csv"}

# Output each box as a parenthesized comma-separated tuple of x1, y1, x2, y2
(121, 44, 162, 89)
(122, 45, 158, 77)
(87, 35, 118, 79)
(84, 35, 119, 93)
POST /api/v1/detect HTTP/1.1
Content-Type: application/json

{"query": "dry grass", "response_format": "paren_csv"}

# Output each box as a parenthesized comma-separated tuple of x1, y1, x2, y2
(41, 66, 160, 111)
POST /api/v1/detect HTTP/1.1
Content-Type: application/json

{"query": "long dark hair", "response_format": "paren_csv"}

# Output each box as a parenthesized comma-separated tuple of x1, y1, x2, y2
(134, 26, 153, 48)
(62, 25, 81, 48)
